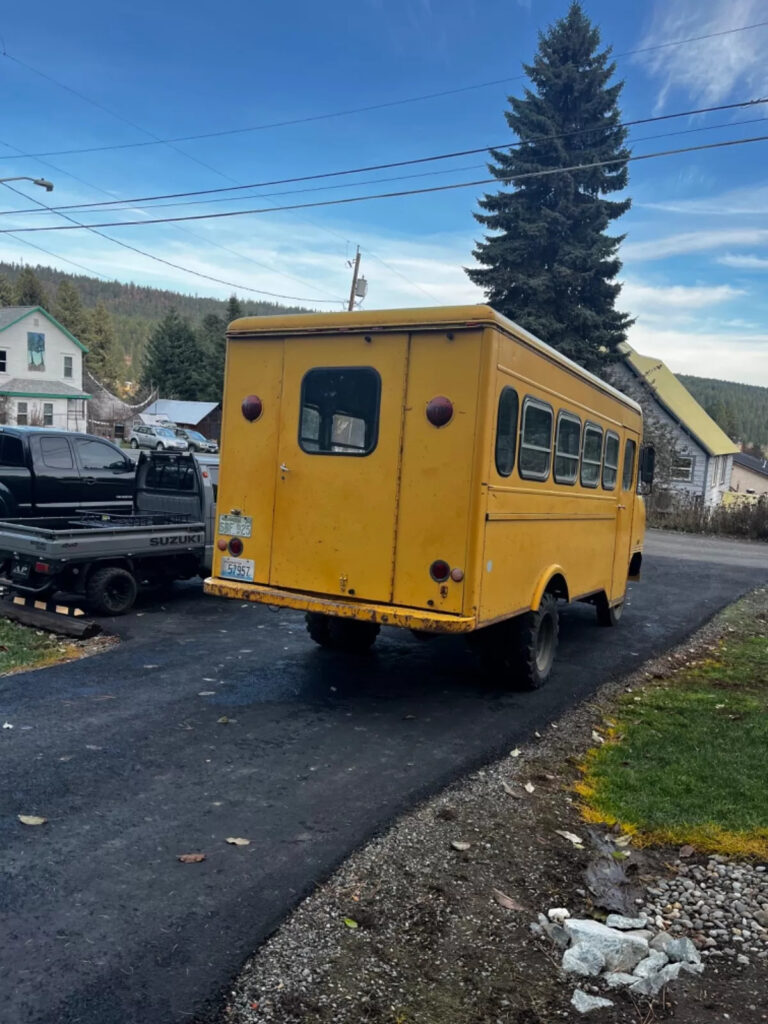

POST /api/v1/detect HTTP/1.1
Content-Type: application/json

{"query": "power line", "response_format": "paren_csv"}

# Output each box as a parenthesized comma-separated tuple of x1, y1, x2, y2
(4, 133, 767, 235)
(2, 18, 767, 160)
(1, 230, 111, 279)
(3, 96, 764, 219)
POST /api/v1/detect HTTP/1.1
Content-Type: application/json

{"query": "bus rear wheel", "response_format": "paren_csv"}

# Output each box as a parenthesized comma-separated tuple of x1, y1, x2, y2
(476, 592, 559, 689)
(596, 593, 624, 627)
(305, 613, 380, 653)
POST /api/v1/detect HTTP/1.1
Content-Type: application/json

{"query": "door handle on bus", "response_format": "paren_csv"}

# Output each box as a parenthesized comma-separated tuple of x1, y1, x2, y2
(617, 504, 627, 510)
(279, 463, 291, 473)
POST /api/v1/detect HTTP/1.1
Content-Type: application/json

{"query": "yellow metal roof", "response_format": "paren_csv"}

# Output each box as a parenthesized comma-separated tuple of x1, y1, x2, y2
(228, 305, 641, 415)
(619, 342, 738, 457)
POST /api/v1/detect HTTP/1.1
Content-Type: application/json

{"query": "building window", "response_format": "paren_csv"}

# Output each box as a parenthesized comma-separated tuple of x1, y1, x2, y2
(494, 386, 519, 477)
(27, 332, 45, 371)
(671, 455, 694, 482)
(602, 432, 620, 490)
(43, 402, 54, 426)
(622, 439, 637, 491)
(16, 401, 28, 425)
(581, 423, 604, 488)
(64, 355, 73, 379)
(719, 457, 727, 486)
(299, 367, 380, 456)
(518, 397, 553, 480)
(0, 349, 6, 373)
(554, 411, 581, 485)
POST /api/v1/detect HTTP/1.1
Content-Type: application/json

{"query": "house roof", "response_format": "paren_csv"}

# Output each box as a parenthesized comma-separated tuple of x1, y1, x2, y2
(734, 452, 768, 478)
(0, 305, 88, 353)
(0, 378, 91, 399)
(618, 343, 738, 457)
(144, 399, 220, 425)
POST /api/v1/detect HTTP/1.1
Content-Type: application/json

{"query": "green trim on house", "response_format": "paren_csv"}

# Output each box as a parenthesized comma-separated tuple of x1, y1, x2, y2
(0, 306, 89, 353)
(0, 391, 91, 400)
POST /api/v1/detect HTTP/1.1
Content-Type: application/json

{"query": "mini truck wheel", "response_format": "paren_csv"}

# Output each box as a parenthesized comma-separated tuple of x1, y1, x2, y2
(86, 566, 139, 616)
(305, 612, 379, 652)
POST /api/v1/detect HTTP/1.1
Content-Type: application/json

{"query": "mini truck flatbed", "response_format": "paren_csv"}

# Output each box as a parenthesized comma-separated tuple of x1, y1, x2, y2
(0, 453, 215, 615)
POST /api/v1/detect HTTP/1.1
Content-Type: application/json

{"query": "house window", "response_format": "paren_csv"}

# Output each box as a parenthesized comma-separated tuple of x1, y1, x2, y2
(64, 355, 73, 379)
(719, 457, 727, 486)
(671, 455, 694, 482)
(0, 349, 6, 373)
(16, 401, 28, 425)
(43, 402, 54, 426)
(27, 332, 45, 371)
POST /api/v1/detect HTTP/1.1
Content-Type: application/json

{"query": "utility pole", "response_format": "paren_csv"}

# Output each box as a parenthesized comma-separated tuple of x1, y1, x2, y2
(347, 246, 361, 312)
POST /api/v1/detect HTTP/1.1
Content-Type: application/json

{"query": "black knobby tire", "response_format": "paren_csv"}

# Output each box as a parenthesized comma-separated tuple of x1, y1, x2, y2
(596, 593, 624, 627)
(305, 612, 379, 652)
(130, 438, 139, 449)
(86, 566, 138, 616)
(475, 592, 559, 690)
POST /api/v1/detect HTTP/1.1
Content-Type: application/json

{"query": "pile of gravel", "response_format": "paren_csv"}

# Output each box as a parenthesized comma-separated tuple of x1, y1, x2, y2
(638, 855, 768, 965)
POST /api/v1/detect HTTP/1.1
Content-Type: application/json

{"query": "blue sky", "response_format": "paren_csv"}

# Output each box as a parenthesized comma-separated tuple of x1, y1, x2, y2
(1, 0, 767, 383)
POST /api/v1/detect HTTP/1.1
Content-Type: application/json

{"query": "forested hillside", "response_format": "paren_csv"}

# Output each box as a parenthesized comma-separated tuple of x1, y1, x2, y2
(679, 374, 768, 447)
(0, 261, 306, 366)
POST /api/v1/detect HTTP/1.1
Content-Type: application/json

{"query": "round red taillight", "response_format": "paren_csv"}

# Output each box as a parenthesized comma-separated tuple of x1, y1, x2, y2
(426, 395, 453, 427)
(228, 537, 244, 556)
(242, 395, 263, 422)
(429, 559, 451, 583)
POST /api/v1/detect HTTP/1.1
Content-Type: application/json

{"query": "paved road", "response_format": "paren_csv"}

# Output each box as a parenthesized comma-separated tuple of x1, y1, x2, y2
(1, 531, 766, 1024)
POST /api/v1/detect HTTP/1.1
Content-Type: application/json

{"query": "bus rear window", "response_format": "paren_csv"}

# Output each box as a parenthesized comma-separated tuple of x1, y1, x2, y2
(299, 367, 381, 456)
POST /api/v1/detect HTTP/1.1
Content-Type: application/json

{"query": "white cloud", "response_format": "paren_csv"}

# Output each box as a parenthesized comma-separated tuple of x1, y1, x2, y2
(623, 228, 768, 261)
(621, 279, 745, 312)
(719, 253, 768, 270)
(627, 322, 768, 385)
(636, 182, 768, 217)
(636, 0, 768, 108)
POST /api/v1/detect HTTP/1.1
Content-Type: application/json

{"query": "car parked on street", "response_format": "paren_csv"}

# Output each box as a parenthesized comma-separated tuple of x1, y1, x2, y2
(0, 426, 135, 517)
(173, 427, 218, 453)
(129, 423, 188, 452)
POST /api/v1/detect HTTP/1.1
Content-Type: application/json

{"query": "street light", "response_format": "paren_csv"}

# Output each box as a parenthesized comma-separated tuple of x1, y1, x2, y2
(0, 176, 54, 192)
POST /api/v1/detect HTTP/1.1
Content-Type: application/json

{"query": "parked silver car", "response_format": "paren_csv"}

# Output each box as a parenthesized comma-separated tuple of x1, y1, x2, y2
(129, 424, 189, 451)
(173, 427, 218, 453)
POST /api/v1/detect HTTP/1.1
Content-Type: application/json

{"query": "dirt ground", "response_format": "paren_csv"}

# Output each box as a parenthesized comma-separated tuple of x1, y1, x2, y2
(215, 597, 768, 1024)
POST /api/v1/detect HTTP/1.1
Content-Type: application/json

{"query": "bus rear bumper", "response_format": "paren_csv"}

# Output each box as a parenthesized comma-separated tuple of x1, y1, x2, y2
(204, 578, 477, 634)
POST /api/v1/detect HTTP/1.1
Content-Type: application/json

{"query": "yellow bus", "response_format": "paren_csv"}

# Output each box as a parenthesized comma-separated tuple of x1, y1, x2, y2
(205, 306, 652, 688)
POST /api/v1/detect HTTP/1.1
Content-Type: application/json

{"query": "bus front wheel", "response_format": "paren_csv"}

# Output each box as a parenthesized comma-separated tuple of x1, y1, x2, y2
(476, 593, 559, 689)
(305, 613, 380, 653)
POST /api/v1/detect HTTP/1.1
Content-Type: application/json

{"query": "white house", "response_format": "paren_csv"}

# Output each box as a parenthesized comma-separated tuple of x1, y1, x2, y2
(0, 306, 90, 431)
(611, 343, 738, 508)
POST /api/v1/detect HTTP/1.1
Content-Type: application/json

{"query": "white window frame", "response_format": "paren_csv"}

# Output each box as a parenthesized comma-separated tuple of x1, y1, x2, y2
(16, 401, 28, 426)
(671, 455, 694, 482)
(518, 396, 553, 481)
(63, 355, 73, 379)
(553, 410, 581, 485)
(718, 457, 727, 486)
(43, 402, 54, 426)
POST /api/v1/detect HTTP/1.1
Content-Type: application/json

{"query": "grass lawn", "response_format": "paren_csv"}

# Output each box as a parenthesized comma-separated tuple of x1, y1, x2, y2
(0, 619, 75, 675)
(578, 592, 768, 858)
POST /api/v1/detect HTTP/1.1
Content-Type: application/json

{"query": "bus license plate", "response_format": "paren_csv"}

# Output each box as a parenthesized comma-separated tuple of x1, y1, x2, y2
(220, 557, 255, 582)
(218, 513, 252, 538)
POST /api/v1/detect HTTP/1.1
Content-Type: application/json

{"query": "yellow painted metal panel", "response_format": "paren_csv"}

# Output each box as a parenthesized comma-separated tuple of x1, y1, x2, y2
(212, 337, 283, 584)
(269, 333, 408, 602)
(392, 330, 483, 615)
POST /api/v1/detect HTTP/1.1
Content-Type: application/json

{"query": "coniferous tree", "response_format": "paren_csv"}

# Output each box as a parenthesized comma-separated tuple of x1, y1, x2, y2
(86, 304, 123, 390)
(0, 274, 14, 307)
(54, 280, 88, 340)
(225, 294, 243, 323)
(142, 309, 208, 399)
(198, 312, 226, 399)
(15, 266, 48, 307)
(467, 2, 632, 372)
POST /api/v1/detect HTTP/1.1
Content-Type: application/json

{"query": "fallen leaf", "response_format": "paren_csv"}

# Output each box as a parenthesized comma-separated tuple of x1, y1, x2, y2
(178, 853, 206, 863)
(524, 782, 535, 794)
(343, 917, 359, 929)
(2, 722, 13, 730)
(198, 691, 216, 696)
(678, 844, 695, 859)
(555, 829, 583, 846)
(510, 747, 521, 758)
(591, 730, 605, 744)
(614, 834, 633, 848)
(534, 731, 541, 738)
(18, 815, 47, 826)
(451, 839, 471, 851)
(501, 780, 521, 798)
(492, 888, 524, 911)
(217, 716, 230, 724)
(225, 837, 250, 846)
(611, 850, 630, 860)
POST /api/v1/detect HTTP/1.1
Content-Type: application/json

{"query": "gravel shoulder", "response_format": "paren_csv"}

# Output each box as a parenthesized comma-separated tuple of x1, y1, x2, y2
(215, 589, 768, 1024)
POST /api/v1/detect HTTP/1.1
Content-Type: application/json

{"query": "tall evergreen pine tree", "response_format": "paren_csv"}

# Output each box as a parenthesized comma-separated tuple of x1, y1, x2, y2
(142, 309, 208, 400)
(54, 280, 89, 340)
(86, 304, 123, 390)
(198, 313, 226, 400)
(0, 275, 14, 307)
(467, 2, 632, 372)
(15, 267, 48, 308)
(225, 294, 243, 323)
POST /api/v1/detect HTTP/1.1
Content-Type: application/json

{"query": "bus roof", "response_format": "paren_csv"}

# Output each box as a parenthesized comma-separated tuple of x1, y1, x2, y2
(228, 305, 642, 416)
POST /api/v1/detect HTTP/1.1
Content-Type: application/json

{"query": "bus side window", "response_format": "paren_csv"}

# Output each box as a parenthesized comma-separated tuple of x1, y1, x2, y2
(622, 439, 637, 491)
(554, 411, 581, 485)
(581, 422, 603, 488)
(519, 397, 553, 481)
(602, 431, 620, 490)
(495, 386, 519, 477)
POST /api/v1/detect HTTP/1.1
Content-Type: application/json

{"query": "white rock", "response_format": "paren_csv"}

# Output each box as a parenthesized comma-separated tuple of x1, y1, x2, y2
(548, 907, 571, 923)
(562, 945, 606, 977)
(665, 937, 702, 964)
(605, 913, 648, 930)
(649, 931, 673, 954)
(571, 989, 614, 1014)
(565, 918, 649, 972)
(630, 962, 682, 997)
(603, 972, 637, 988)
(633, 950, 670, 978)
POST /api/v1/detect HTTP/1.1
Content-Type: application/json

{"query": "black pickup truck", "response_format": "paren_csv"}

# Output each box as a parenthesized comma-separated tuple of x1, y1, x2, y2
(0, 426, 135, 518)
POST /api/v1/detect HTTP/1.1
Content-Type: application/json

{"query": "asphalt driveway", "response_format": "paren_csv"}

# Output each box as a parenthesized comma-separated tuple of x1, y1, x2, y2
(1, 530, 766, 1024)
